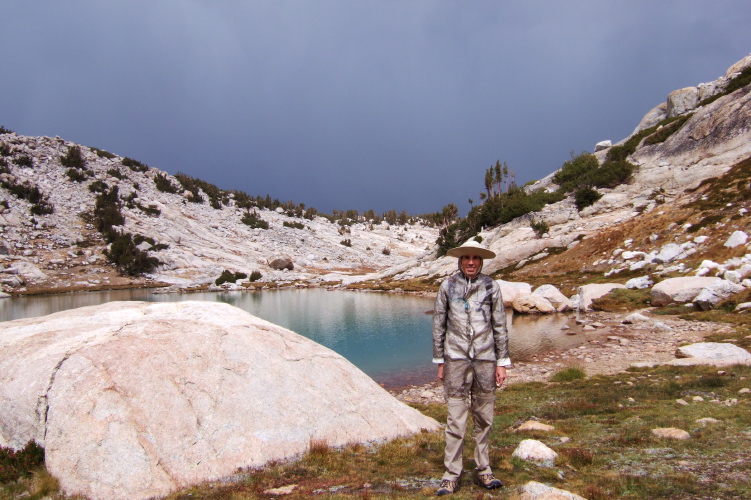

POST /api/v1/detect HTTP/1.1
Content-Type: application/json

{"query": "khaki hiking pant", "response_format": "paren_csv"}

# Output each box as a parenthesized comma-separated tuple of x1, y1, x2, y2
(441, 360, 497, 481)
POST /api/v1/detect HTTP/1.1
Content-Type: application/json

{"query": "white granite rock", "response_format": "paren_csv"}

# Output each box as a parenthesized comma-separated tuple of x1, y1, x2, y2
(725, 231, 748, 248)
(517, 481, 587, 500)
(0, 302, 439, 500)
(512, 439, 558, 467)
(625, 275, 653, 289)
(693, 280, 745, 310)
(651, 277, 722, 306)
(496, 279, 532, 307)
(532, 284, 573, 312)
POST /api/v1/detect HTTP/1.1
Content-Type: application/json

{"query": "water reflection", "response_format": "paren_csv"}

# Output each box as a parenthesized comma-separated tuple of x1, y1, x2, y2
(1, 288, 583, 387)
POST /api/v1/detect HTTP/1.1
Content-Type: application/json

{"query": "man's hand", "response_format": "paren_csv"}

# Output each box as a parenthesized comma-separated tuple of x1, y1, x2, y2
(438, 363, 444, 380)
(496, 366, 506, 387)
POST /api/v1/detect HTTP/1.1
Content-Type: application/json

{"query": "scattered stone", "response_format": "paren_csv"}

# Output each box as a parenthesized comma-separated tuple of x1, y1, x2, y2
(652, 427, 690, 440)
(651, 277, 721, 306)
(694, 280, 745, 310)
(264, 484, 298, 495)
(676, 399, 689, 406)
(517, 481, 587, 500)
(696, 418, 721, 426)
(739, 388, 750, 394)
(512, 439, 558, 468)
(517, 421, 555, 433)
(724, 231, 749, 248)
(512, 294, 557, 314)
(692, 396, 704, 402)
(626, 275, 653, 289)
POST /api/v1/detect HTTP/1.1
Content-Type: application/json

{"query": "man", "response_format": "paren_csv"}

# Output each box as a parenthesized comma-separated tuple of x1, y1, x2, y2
(432, 240, 510, 495)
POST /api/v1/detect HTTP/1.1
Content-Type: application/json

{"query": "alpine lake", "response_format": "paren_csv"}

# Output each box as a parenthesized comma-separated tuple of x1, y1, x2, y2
(0, 288, 584, 387)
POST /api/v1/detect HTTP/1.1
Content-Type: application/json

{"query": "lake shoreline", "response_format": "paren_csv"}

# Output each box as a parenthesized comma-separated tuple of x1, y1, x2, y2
(388, 309, 729, 405)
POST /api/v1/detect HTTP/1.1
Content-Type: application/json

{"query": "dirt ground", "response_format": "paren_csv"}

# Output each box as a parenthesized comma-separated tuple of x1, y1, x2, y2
(391, 310, 733, 405)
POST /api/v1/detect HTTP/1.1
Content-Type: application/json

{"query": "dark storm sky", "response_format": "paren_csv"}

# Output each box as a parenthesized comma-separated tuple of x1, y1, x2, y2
(2, 1, 750, 216)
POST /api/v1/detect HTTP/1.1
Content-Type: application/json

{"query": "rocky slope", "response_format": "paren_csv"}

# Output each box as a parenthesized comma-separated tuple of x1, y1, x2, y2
(2, 53, 751, 296)
(389, 53, 751, 284)
(0, 135, 437, 294)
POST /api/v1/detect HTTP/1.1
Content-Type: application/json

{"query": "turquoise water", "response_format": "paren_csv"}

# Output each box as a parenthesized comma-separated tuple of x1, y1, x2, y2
(1, 288, 582, 386)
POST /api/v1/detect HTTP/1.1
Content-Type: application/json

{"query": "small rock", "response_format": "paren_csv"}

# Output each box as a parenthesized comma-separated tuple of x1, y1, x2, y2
(692, 396, 704, 402)
(739, 388, 750, 394)
(652, 427, 690, 440)
(695, 418, 720, 426)
(517, 421, 555, 433)
(676, 399, 689, 406)
(264, 484, 298, 495)
(512, 439, 558, 467)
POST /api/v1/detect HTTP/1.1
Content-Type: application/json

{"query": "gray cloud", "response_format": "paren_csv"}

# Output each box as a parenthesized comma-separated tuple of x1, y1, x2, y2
(2, 1, 750, 215)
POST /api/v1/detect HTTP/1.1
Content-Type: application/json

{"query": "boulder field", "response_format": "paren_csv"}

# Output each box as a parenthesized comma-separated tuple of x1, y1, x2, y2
(0, 301, 439, 500)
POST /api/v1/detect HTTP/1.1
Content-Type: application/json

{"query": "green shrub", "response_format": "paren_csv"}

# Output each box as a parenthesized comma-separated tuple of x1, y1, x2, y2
(0, 125, 14, 135)
(0, 176, 53, 215)
(66, 168, 89, 182)
(60, 146, 86, 170)
(0, 440, 44, 483)
(154, 173, 178, 193)
(0, 158, 9, 174)
(550, 366, 586, 382)
(589, 159, 635, 188)
(241, 210, 268, 229)
(698, 65, 751, 107)
(215, 269, 248, 286)
(643, 115, 691, 146)
(122, 157, 148, 172)
(530, 218, 549, 238)
(249, 270, 263, 282)
(91, 147, 116, 159)
(104, 232, 160, 275)
(14, 155, 32, 168)
(88, 180, 109, 193)
(686, 214, 725, 233)
(283, 221, 305, 229)
(553, 153, 600, 192)
(340, 238, 352, 247)
(107, 167, 124, 179)
(574, 187, 602, 210)
(93, 186, 125, 234)
(0, 143, 10, 157)
(382, 247, 391, 255)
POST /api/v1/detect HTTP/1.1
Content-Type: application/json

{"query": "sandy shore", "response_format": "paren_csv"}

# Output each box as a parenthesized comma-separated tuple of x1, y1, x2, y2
(390, 310, 731, 405)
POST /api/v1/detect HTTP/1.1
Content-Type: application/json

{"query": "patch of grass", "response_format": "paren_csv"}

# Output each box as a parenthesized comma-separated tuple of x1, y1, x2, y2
(591, 288, 652, 312)
(550, 366, 586, 382)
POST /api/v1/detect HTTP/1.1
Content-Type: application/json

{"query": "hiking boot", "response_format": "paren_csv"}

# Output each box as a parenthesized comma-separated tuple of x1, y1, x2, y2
(475, 472, 503, 489)
(436, 479, 457, 496)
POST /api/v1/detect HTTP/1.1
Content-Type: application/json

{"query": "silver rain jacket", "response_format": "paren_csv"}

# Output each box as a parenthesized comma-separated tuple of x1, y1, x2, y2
(432, 270, 510, 396)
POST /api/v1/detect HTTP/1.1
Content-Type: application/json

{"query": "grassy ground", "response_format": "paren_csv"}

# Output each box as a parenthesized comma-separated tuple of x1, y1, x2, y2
(4, 361, 749, 500)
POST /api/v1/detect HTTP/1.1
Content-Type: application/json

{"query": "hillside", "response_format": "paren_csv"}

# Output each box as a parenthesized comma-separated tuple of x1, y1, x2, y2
(2, 52, 751, 297)
(384, 52, 751, 292)
(0, 137, 437, 295)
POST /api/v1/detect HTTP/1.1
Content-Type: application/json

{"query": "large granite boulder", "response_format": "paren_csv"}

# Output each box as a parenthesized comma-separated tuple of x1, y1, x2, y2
(495, 279, 532, 307)
(0, 301, 439, 500)
(512, 294, 556, 314)
(693, 279, 745, 310)
(651, 277, 721, 306)
(671, 342, 751, 367)
(532, 284, 573, 312)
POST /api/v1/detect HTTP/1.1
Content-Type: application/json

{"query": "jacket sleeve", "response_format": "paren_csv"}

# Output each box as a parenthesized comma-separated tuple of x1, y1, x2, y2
(491, 283, 511, 367)
(432, 284, 449, 363)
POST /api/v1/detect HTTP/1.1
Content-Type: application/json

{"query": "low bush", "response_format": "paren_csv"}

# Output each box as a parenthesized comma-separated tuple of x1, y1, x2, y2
(154, 173, 178, 193)
(0, 143, 10, 157)
(530, 218, 549, 238)
(382, 247, 391, 255)
(249, 270, 262, 282)
(550, 366, 586, 382)
(104, 233, 160, 276)
(0, 125, 14, 135)
(88, 180, 108, 193)
(121, 157, 148, 172)
(283, 221, 305, 229)
(91, 147, 116, 159)
(60, 146, 86, 170)
(643, 115, 691, 146)
(66, 168, 89, 182)
(241, 210, 268, 229)
(215, 270, 248, 286)
(0, 440, 44, 483)
(574, 186, 602, 210)
(340, 238, 352, 247)
(107, 167, 124, 179)
(0, 177, 53, 215)
(14, 155, 32, 168)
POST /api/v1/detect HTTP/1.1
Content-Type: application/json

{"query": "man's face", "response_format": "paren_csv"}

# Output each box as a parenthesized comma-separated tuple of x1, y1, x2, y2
(460, 255, 482, 279)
